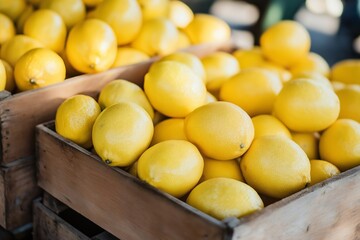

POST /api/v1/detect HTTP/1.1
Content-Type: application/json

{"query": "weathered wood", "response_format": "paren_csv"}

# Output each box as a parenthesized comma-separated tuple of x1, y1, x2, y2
(36, 122, 226, 240)
(0, 157, 41, 230)
(0, 40, 232, 165)
(42, 191, 68, 215)
(231, 166, 360, 240)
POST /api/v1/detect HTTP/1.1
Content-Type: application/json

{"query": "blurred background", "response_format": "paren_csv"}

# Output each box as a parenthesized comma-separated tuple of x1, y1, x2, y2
(182, 0, 360, 66)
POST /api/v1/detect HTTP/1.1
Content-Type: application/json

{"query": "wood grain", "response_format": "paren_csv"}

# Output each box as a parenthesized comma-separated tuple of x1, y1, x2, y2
(36, 122, 226, 240)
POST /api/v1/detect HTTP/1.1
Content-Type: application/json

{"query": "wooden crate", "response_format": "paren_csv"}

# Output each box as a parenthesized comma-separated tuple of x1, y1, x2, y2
(0, 40, 232, 230)
(36, 121, 360, 240)
(33, 194, 118, 240)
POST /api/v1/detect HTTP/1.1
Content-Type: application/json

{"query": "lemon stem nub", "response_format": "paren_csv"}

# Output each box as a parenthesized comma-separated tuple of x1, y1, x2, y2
(29, 78, 37, 85)
(240, 143, 245, 149)
(89, 63, 95, 69)
(105, 159, 112, 165)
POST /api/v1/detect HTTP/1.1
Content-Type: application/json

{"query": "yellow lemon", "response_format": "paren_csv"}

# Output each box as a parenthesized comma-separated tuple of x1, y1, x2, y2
(137, 0, 169, 21)
(0, 60, 6, 90)
(291, 71, 332, 89)
(309, 160, 340, 186)
(291, 132, 320, 160)
(319, 119, 360, 171)
(336, 84, 360, 122)
(0, 59, 15, 92)
(251, 114, 291, 139)
(152, 110, 167, 125)
(40, 0, 86, 29)
(241, 135, 311, 199)
(0, 13, 15, 45)
(112, 47, 150, 68)
(330, 59, 360, 84)
(0, 34, 43, 67)
(232, 47, 265, 69)
(205, 91, 217, 103)
(151, 118, 187, 145)
(58, 49, 80, 78)
(201, 157, 244, 182)
(331, 81, 346, 91)
(144, 60, 206, 117)
(55, 95, 101, 149)
(92, 102, 154, 167)
(14, 48, 66, 91)
(201, 51, 240, 94)
(168, 0, 193, 28)
(83, 0, 103, 7)
(187, 178, 263, 220)
(94, 0, 142, 45)
(66, 18, 117, 73)
(160, 52, 206, 82)
(137, 139, 204, 198)
(290, 52, 330, 77)
(260, 20, 310, 67)
(24, 9, 67, 53)
(97, 79, 154, 118)
(257, 61, 292, 83)
(131, 18, 179, 56)
(176, 30, 191, 49)
(273, 79, 340, 132)
(184, 13, 231, 44)
(219, 68, 282, 117)
(15, 4, 34, 34)
(0, 0, 26, 21)
(185, 101, 254, 160)
(128, 160, 138, 177)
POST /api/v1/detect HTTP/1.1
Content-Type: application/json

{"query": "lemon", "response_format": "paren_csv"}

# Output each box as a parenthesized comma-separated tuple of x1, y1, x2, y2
(309, 160, 340, 186)
(335, 84, 360, 122)
(219, 68, 282, 117)
(152, 110, 167, 125)
(128, 160, 138, 177)
(160, 52, 206, 82)
(112, 47, 150, 68)
(319, 119, 360, 171)
(331, 81, 346, 91)
(15, 4, 34, 34)
(58, 49, 80, 78)
(251, 114, 291, 139)
(66, 19, 117, 73)
(273, 79, 340, 132)
(151, 118, 187, 145)
(14, 48, 66, 91)
(55, 95, 101, 149)
(0, 13, 15, 45)
(205, 91, 217, 103)
(83, 0, 103, 7)
(137, 0, 170, 21)
(186, 178, 263, 220)
(290, 52, 330, 77)
(94, 0, 142, 45)
(0, 34, 43, 67)
(131, 18, 179, 56)
(92, 102, 154, 167)
(241, 135, 311, 199)
(201, 157, 244, 182)
(40, 0, 86, 29)
(260, 20, 310, 67)
(257, 61, 292, 83)
(291, 132, 319, 160)
(97, 79, 154, 118)
(0, 60, 6, 91)
(0, 0, 26, 21)
(23, 9, 67, 53)
(137, 140, 204, 198)
(232, 47, 265, 69)
(144, 60, 206, 117)
(184, 13, 231, 44)
(201, 52, 240, 94)
(291, 71, 332, 89)
(185, 101, 254, 160)
(176, 30, 191, 49)
(1, 60, 15, 92)
(330, 59, 360, 84)
(168, 0, 193, 28)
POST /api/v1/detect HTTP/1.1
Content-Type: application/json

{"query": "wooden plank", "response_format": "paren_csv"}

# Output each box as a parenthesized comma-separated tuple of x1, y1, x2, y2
(42, 191, 68, 215)
(231, 166, 360, 240)
(0, 40, 232, 165)
(36, 122, 226, 240)
(0, 157, 41, 230)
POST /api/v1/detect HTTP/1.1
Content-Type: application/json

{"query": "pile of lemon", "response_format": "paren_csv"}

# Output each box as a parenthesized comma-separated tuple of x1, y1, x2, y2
(55, 19, 360, 221)
(0, 0, 230, 93)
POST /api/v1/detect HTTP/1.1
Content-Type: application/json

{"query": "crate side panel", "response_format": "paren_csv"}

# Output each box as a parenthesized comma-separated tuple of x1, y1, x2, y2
(36, 124, 225, 240)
